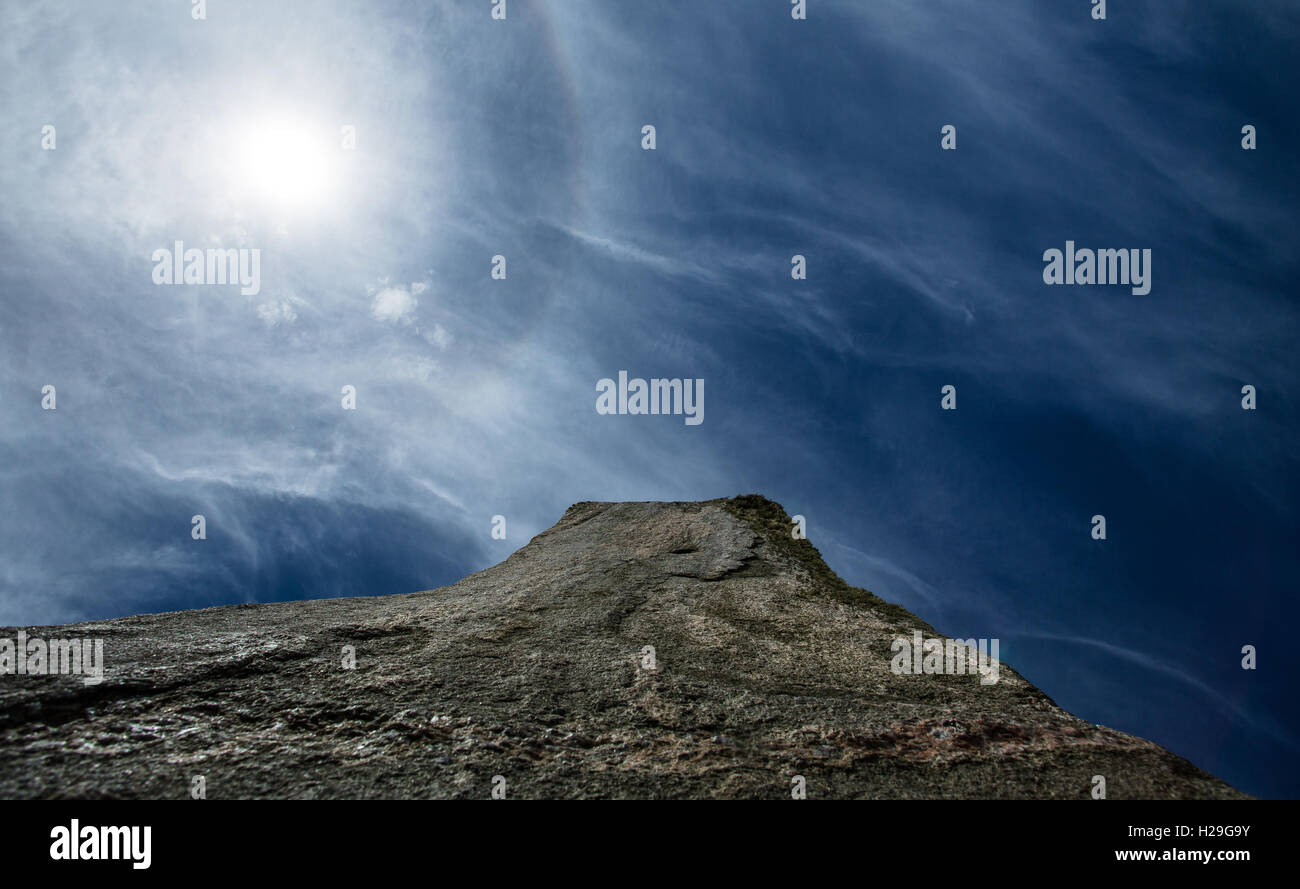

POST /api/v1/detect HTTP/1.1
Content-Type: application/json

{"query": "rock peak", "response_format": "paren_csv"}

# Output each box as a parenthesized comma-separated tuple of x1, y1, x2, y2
(0, 496, 1246, 799)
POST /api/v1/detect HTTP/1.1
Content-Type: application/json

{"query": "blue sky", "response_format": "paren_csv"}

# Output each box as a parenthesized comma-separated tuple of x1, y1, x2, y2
(1, 0, 1296, 797)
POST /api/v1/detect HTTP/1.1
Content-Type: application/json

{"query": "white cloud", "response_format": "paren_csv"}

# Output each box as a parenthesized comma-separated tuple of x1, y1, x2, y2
(257, 298, 298, 326)
(371, 283, 419, 326)
(426, 323, 452, 350)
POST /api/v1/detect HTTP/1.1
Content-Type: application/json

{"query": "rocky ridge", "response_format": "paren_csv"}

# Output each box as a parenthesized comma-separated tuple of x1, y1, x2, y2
(0, 496, 1247, 799)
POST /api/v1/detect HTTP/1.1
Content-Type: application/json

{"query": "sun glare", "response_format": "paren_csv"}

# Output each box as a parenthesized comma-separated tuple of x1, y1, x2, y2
(230, 117, 340, 210)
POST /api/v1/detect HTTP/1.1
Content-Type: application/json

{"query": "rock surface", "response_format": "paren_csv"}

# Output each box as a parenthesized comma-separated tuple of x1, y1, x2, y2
(0, 496, 1247, 799)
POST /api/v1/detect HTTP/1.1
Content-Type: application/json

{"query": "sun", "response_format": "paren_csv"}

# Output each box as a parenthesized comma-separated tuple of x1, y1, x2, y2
(230, 116, 341, 210)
